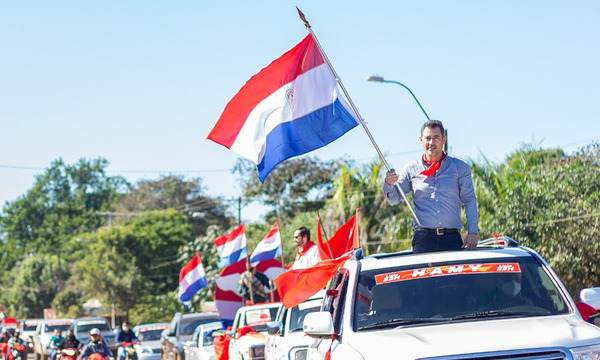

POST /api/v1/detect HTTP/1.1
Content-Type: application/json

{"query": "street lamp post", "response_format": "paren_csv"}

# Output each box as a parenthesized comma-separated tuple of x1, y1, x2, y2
(366, 75, 447, 152)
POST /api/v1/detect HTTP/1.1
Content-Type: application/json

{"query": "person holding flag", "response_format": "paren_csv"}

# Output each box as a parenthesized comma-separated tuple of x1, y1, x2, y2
(238, 260, 271, 305)
(383, 120, 479, 254)
(291, 226, 321, 270)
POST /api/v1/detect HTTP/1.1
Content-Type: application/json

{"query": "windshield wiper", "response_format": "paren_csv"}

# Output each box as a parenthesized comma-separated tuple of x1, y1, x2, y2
(359, 317, 450, 331)
(451, 310, 542, 320)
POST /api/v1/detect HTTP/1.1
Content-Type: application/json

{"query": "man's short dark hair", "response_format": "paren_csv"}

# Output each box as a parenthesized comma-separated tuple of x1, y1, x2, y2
(421, 120, 445, 137)
(296, 226, 310, 241)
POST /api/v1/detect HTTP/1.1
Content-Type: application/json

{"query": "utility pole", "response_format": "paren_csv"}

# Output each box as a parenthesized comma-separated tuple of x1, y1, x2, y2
(238, 197, 242, 225)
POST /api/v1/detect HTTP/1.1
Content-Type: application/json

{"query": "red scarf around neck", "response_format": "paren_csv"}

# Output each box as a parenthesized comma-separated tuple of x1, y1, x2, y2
(296, 240, 315, 257)
(419, 152, 447, 177)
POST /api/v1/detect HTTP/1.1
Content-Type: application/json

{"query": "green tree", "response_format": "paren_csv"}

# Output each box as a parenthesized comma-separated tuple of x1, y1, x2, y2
(233, 157, 337, 222)
(112, 175, 232, 236)
(3, 254, 67, 318)
(473, 144, 600, 296)
(0, 158, 127, 270)
(323, 160, 413, 254)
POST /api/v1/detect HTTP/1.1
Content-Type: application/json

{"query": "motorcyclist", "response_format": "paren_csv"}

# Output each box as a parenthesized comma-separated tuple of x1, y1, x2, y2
(0, 329, 10, 360)
(78, 329, 113, 360)
(7, 329, 26, 360)
(58, 329, 81, 351)
(115, 322, 137, 360)
(48, 329, 64, 360)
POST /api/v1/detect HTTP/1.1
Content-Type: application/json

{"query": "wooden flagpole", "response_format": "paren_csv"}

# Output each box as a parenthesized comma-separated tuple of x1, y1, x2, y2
(296, 7, 422, 227)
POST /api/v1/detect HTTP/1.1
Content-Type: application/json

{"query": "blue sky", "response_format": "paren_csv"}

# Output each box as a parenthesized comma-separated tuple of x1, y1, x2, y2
(1, 1, 599, 222)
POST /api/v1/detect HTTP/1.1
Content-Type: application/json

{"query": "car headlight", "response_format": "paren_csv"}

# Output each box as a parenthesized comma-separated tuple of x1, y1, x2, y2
(571, 345, 600, 360)
(249, 344, 265, 359)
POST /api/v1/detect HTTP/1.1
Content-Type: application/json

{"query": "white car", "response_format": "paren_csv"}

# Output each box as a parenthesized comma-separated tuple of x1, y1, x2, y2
(266, 291, 324, 360)
(184, 322, 222, 360)
(227, 302, 281, 360)
(303, 237, 600, 360)
(32, 319, 73, 360)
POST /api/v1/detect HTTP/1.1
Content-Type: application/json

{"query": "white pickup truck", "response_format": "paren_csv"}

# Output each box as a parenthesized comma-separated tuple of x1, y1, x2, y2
(266, 291, 324, 360)
(227, 302, 281, 360)
(303, 237, 600, 360)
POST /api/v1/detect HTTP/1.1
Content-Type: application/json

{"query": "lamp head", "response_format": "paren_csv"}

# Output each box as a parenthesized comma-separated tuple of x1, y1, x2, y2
(366, 75, 384, 82)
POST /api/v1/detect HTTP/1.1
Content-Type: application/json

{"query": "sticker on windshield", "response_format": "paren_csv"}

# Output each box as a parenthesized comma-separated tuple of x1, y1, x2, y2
(245, 309, 272, 326)
(375, 263, 521, 285)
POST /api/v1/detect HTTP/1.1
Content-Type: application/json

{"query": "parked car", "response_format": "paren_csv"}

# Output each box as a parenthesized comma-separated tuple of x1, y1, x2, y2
(133, 323, 169, 360)
(266, 291, 324, 360)
(18, 319, 42, 352)
(72, 317, 116, 355)
(303, 237, 600, 360)
(32, 319, 73, 360)
(227, 302, 281, 360)
(161, 313, 219, 360)
(184, 322, 222, 360)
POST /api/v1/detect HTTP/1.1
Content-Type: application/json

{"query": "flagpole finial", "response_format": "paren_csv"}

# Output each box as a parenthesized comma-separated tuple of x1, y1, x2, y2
(296, 7, 311, 29)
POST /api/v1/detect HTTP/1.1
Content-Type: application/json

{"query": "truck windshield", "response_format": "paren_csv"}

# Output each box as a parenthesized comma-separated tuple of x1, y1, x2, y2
(353, 256, 569, 331)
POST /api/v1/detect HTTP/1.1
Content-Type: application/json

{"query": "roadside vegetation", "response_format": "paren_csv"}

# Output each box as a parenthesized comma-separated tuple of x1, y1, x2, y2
(0, 143, 598, 321)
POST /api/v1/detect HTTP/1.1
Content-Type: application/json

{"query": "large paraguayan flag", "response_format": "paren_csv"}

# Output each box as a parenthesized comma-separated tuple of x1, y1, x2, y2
(249, 219, 283, 264)
(207, 34, 359, 182)
(179, 253, 208, 307)
(213, 223, 248, 267)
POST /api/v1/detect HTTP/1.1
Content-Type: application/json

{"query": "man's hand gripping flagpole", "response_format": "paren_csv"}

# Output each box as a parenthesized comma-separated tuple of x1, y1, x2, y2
(296, 7, 422, 227)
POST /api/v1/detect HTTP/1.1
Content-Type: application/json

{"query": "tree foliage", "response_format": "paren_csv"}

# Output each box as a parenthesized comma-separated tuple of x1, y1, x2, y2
(0, 158, 127, 268)
(473, 144, 600, 296)
(233, 157, 337, 222)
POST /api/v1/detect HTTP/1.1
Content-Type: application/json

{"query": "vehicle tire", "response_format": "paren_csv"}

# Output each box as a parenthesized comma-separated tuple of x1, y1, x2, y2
(35, 352, 41, 360)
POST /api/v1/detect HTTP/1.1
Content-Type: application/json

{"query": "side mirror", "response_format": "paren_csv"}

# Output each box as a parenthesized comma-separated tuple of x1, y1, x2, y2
(225, 330, 235, 340)
(302, 312, 334, 338)
(266, 321, 282, 336)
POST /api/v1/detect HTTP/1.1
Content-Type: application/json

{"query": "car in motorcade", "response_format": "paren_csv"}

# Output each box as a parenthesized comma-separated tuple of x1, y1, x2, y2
(226, 302, 281, 360)
(160, 312, 219, 360)
(303, 237, 600, 360)
(133, 323, 169, 360)
(72, 317, 116, 355)
(266, 291, 324, 360)
(18, 319, 42, 352)
(32, 319, 73, 360)
(183, 322, 222, 360)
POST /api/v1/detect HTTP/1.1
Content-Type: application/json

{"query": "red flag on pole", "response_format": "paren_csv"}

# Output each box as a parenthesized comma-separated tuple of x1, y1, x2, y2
(316, 210, 360, 260)
(274, 252, 353, 309)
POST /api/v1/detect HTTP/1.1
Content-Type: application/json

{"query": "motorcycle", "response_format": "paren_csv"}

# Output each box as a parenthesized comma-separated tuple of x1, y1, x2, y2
(122, 342, 138, 360)
(58, 348, 79, 360)
(9, 343, 27, 360)
(87, 353, 107, 360)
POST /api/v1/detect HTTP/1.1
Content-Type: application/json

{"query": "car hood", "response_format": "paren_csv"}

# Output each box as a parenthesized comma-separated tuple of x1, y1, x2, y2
(343, 315, 600, 359)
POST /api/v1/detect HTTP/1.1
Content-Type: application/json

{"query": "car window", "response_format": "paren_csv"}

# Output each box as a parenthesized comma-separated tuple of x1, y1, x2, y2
(44, 322, 72, 333)
(138, 329, 164, 341)
(288, 299, 323, 333)
(75, 321, 111, 334)
(180, 318, 217, 336)
(353, 256, 569, 331)
(242, 308, 278, 333)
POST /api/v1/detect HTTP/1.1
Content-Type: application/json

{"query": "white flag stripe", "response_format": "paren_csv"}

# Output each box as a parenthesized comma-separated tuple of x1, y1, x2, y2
(217, 233, 247, 257)
(231, 64, 348, 164)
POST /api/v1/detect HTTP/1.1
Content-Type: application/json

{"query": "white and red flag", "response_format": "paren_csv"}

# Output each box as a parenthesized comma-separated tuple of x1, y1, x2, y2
(178, 253, 208, 307)
(213, 223, 248, 268)
(214, 258, 284, 327)
(207, 33, 359, 182)
(249, 219, 283, 264)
